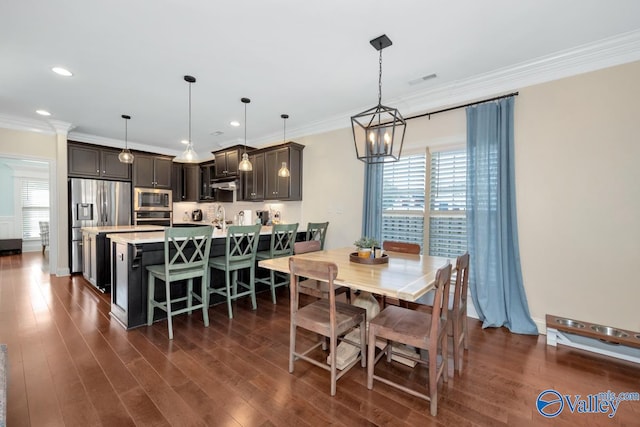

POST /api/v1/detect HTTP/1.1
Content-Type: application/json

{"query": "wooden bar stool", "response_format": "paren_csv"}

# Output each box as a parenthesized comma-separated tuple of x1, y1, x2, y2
(146, 225, 213, 340)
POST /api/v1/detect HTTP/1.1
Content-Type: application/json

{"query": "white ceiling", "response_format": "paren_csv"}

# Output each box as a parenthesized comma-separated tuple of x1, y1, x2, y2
(2, 0, 640, 160)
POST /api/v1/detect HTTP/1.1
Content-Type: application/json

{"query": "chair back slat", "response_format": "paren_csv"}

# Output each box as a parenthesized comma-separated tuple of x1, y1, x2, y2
(294, 239, 321, 254)
(382, 240, 420, 254)
(163, 226, 213, 273)
(270, 223, 299, 257)
(306, 222, 329, 250)
(429, 262, 452, 340)
(453, 252, 470, 312)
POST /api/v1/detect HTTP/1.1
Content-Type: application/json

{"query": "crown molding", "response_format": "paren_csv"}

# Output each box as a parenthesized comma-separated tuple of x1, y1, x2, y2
(68, 131, 182, 157)
(0, 113, 56, 135)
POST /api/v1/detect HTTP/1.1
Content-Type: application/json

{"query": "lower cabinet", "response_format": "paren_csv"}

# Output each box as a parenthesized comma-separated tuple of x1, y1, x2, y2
(82, 232, 97, 286)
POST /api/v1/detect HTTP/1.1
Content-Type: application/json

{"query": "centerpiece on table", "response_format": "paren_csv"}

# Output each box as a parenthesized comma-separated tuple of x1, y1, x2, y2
(353, 236, 379, 258)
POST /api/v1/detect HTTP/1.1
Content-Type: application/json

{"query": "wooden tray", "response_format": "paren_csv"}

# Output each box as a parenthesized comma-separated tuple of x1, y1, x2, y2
(349, 252, 389, 265)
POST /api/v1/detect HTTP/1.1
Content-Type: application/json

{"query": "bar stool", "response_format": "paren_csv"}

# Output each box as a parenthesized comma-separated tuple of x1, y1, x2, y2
(255, 223, 299, 304)
(207, 224, 261, 319)
(146, 225, 213, 340)
(306, 222, 329, 249)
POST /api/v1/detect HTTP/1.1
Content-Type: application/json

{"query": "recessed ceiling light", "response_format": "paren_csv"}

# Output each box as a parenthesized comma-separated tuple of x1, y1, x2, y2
(36, 109, 51, 116)
(180, 139, 189, 145)
(211, 131, 224, 136)
(229, 121, 240, 127)
(51, 67, 73, 77)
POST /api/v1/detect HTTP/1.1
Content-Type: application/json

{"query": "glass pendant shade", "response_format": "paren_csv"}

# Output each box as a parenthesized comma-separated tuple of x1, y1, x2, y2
(351, 34, 405, 164)
(238, 97, 252, 171)
(278, 162, 290, 177)
(175, 75, 199, 163)
(238, 152, 252, 171)
(119, 114, 134, 164)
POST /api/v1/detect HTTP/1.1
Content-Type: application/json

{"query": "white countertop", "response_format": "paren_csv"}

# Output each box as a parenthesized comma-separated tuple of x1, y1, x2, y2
(81, 225, 167, 236)
(107, 225, 275, 245)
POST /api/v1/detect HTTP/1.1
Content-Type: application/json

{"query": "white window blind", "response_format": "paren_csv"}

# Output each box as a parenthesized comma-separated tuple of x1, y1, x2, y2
(428, 149, 467, 258)
(21, 179, 49, 239)
(381, 154, 426, 250)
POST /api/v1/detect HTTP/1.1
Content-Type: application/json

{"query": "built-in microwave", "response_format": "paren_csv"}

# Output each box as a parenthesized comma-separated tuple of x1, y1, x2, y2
(134, 187, 172, 211)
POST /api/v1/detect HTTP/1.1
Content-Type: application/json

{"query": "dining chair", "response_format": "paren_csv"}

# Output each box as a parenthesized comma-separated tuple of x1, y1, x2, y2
(146, 225, 213, 339)
(289, 257, 366, 396)
(367, 262, 452, 416)
(380, 240, 421, 308)
(207, 224, 261, 319)
(293, 240, 351, 304)
(39, 221, 49, 255)
(255, 223, 299, 304)
(306, 221, 329, 250)
(415, 252, 470, 374)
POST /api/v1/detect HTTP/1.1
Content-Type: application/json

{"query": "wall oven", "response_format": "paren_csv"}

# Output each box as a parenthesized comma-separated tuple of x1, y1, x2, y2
(134, 211, 172, 227)
(134, 187, 172, 211)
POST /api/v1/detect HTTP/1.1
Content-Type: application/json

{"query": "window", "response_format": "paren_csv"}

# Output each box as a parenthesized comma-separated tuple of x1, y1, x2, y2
(428, 149, 467, 258)
(21, 178, 49, 239)
(381, 154, 426, 250)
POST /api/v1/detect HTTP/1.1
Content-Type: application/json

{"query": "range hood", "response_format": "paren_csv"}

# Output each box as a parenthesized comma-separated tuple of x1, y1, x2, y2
(210, 178, 237, 191)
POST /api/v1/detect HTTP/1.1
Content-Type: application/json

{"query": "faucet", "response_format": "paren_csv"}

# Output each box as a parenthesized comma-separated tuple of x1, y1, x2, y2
(215, 203, 226, 232)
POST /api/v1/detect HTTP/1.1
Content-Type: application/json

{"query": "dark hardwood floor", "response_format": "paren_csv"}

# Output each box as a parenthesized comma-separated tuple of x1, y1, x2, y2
(1, 252, 639, 426)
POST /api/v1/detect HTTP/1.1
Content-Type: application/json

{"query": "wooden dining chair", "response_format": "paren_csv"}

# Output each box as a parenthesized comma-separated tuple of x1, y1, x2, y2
(255, 223, 299, 304)
(207, 224, 261, 319)
(415, 252, 470, 374)
(293, 240, 351, 304)
(289, 257, 366, 396)
(367, 262, 452, 416)
(146, 225, 213, 339)
(306, 222, 329, 250)
(380, 240, 421, 308)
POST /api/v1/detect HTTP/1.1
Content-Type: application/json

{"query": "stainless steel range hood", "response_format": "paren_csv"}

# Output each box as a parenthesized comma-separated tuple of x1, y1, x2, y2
(210, 179, 237, 191)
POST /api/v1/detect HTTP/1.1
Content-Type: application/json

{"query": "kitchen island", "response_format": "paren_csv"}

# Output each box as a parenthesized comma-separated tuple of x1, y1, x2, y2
(107, 226, 301, 330)
(80, 225, 167, 292)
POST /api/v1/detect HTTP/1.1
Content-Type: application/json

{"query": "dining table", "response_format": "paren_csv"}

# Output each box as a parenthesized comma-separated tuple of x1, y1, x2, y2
(258, 246, 450, 302)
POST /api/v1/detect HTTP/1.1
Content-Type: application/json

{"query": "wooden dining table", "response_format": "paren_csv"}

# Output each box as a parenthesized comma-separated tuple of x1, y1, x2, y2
(258, 246, 450, 302)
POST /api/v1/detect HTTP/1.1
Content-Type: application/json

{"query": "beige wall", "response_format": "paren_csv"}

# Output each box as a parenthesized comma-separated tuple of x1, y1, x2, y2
(0, 128, 57, 159)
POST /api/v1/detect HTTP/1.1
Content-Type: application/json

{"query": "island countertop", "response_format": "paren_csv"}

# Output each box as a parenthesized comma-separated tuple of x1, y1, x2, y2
(107, 225, 275, 244)
(81, 225, 167, 236)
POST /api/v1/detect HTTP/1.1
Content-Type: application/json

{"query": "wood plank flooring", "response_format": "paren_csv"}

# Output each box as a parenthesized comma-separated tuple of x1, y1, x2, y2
(1, 252, 639, 426)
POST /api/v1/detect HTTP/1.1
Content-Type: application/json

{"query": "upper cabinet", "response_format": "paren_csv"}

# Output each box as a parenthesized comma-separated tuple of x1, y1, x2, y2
(264, 143, 303, 201)
(213, 144, 254, 178)
(68, 141, 131, 180)
(133, 154, 173, 189)
(172, 163, 200, 202)
(243, 152, 265, 201)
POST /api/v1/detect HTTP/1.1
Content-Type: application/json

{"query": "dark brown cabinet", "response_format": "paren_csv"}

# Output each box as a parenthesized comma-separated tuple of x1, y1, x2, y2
(243, 152, 265, 201)
(68, 142, 131, 180)
(264, 142, 303, 201)
(133, 154, 172, 188)
(214, 149, 239, 178)
(172, 163, 199, 202)
(199, 161, 216, 201)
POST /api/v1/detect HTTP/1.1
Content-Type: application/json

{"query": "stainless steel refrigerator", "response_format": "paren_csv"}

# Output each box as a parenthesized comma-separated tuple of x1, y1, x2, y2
(69, 178, 132, 273)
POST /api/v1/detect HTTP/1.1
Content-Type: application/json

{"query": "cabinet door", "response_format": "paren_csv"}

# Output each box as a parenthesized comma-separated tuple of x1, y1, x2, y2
(101, 150, 131, 180)
(214, 152, 228, 177)
(82, 233, 91, 280)
(172, 163, 183, 201)
(244, 152, 264, 200)
(153, 157, 172, 189)
(199, 162, 215, 201)
(133, 155, 155, 187)
(69, 145, 101, 177)
(226, 150, 239, 175)
(183, 164, 200, 201)
(265, 148, 290, 199)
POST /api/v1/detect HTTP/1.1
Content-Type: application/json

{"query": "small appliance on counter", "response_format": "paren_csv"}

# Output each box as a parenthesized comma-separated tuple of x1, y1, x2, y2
(256, 210, 270, 225)
(192, 209, 203, 221)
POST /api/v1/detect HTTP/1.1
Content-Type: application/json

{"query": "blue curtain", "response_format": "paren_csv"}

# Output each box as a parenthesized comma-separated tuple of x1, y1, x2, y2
(362, 163, 383, 242)
(466, 97, 537, 335)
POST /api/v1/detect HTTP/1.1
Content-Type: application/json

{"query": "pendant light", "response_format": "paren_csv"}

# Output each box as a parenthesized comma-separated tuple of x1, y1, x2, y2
(238, 97, 253, 172)
(118, 114, 134, 164)
(277, 114, 290, 177)
(177, 75, 199, 163)
(351, 34, 406, 164)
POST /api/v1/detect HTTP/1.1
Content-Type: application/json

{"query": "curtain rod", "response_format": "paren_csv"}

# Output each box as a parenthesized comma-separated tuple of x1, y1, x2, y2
(404, 91, 519, 121)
